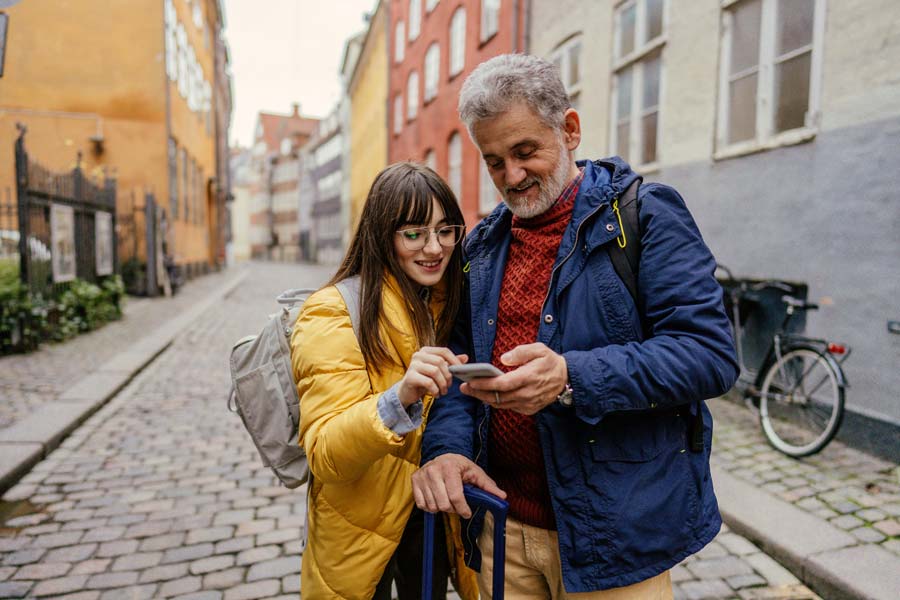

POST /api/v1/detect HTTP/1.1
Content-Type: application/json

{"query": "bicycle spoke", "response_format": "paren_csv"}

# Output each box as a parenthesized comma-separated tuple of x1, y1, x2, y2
(785, 356, 822, 396)
(760, 347, 843, 456)
(798, 370, 832, 400)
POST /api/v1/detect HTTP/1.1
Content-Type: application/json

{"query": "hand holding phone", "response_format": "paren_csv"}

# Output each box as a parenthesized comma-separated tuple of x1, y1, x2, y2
(448, 363, 504, 382)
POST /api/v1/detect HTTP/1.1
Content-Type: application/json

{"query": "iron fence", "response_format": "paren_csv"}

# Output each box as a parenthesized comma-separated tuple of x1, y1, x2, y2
(14, 124, 118, 297)
(118, 189, 163, 296)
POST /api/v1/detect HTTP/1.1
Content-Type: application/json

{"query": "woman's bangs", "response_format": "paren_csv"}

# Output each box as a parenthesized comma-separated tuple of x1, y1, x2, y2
(395, 174, 435, 227)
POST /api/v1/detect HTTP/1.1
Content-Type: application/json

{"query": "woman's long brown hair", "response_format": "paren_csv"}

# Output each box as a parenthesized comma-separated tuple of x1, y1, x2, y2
(328, 162, 466, 373)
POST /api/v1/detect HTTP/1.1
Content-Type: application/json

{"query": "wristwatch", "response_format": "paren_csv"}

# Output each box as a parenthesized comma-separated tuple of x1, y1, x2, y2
(556, 383, 574, 407)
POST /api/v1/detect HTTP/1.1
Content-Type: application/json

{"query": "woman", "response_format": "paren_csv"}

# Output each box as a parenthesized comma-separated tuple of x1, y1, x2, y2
(291, 162, 476, 600)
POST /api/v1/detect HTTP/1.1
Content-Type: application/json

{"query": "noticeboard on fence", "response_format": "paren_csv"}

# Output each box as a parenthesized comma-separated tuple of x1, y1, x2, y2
(95, 211, 113, 276)
(51, 203, 76, 283)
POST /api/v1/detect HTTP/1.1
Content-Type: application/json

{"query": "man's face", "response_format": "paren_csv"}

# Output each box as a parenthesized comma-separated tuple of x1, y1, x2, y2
(472, 102, 580, 219)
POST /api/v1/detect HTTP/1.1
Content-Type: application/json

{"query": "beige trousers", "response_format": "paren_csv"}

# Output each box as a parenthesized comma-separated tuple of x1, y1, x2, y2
(477, 514, 673, 600)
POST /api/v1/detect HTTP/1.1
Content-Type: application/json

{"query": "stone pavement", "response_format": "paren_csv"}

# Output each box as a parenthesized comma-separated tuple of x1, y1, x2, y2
(708, 398, 900, 599)
(0, 261, 866, 599)
(0, 269, 242, 432)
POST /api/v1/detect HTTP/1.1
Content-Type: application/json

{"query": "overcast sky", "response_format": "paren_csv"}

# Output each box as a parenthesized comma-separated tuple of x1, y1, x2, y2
(223, 0, 376, 147)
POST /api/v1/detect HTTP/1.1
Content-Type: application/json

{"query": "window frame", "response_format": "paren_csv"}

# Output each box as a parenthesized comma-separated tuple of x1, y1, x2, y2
(447, 132, 462, 201)
(478, 160, 500, 216)
(394, 21, 406, 63)
(408, 0, 422, 41)
(715, 0, 826, 159)
(609, 0, 668, 170)
(480, 0, 500, 43)
(424, 42, 441, 102)
(550, 34, 583, 109)
(168, 138, 179, 219)
(407, 71, 420, 121)
(393, 94, 404, 135)
(449, 7, 467, 77)
(426, 0, 440, 12)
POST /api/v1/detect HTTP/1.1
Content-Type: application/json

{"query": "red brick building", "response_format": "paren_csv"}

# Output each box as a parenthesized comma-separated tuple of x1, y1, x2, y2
(388, 0, 526, 226)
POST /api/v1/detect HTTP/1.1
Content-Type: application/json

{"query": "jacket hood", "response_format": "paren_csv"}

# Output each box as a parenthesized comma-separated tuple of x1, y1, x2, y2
(465, 156, 641, 259)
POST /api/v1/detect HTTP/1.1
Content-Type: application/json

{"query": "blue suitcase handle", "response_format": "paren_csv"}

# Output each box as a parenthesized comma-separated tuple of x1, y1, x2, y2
(421, 484, 508, 600)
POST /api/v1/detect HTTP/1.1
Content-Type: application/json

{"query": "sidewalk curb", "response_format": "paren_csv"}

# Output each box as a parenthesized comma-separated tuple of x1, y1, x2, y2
(713, 465, 900, 600)
(0, 270, 248, 496)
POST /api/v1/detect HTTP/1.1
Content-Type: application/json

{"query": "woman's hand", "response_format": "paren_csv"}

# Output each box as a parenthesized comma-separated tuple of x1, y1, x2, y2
(397, 347, 468, 407)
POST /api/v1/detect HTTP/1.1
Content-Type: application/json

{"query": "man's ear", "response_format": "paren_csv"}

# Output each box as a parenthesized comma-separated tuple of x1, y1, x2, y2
(562, 108, 582, 151)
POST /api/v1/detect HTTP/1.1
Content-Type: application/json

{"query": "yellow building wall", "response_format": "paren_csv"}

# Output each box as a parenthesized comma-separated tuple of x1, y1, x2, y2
(163, 0, 219, 265)
(0, 0, 221, 267)
(349, 3, 389, 234)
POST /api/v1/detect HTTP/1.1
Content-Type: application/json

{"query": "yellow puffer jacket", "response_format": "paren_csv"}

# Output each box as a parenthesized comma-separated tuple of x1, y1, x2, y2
(291, 277, 477, 600)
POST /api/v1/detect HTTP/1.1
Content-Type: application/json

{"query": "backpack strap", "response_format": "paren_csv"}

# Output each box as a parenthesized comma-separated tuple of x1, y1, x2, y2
(608, 178, 642, 304)
(335, 276, 362, 340)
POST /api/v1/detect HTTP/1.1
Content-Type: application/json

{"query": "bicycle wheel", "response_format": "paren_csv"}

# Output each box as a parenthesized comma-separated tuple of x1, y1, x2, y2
(759, 344, 845, 457)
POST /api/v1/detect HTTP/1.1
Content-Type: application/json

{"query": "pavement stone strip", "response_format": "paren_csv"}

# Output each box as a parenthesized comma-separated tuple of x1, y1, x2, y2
(710, 400, 900, 556)
(0, 270, 238, 431)
(1, 261, 890, 598)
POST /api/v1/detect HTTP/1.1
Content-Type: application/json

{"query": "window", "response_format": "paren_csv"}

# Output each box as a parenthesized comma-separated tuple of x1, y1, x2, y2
(407, 71, 419, 120)
(550, 34, 583, 109)
(449, 8, 466, 76)
(187, 157, 194, 224)
(426, 0, 440, 12)
(168, 138, 178, 219)
(314, 134, 343, 166)
(424, 43, 440, 102)
(717, 0, 823, 153)
(408, 0, 422, 41)
(480, 0, 500, 42)
(424, 149, 436, 171)
(611, 0, 666, 166)
(198, 167, 206, 225)
(181, 148, 189, 221)
(447, 133, 462, 200)
(395, 21, 405, 63)
(479, 160, 500, 215)
(394, 94, 403, 134)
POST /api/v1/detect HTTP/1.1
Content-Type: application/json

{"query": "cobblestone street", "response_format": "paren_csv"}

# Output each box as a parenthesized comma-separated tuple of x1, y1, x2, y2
(0, 262, 835, 599)
(0, 269, 241, 431)
(711, 400, 900, 556)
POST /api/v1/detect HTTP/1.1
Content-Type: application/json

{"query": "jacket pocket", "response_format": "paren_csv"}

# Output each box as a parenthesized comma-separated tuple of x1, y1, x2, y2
(582, 411, 699, 573)
(587, 410, 683, 463)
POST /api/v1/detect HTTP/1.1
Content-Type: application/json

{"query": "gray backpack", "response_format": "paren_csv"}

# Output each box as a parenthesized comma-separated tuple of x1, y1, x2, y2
(227, 277, 361, 488)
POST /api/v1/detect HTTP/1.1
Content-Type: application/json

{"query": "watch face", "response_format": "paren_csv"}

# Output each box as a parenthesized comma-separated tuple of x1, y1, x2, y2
(558, 388, 574, 406)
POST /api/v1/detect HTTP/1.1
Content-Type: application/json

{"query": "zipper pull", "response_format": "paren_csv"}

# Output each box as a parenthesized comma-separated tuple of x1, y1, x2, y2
(611, 196, 627, 249)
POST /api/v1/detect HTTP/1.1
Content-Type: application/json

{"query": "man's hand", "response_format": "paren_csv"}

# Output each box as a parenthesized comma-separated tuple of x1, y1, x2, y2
(412, 454, 506, 519)
(462, 343, 568, 415)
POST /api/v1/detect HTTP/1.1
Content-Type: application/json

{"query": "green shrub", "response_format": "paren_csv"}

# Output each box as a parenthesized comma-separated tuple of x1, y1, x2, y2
(0, 273, 125, 354)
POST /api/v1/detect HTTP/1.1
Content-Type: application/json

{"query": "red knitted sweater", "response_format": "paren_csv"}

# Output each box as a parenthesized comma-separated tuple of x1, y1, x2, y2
(488, 171, 582, 530)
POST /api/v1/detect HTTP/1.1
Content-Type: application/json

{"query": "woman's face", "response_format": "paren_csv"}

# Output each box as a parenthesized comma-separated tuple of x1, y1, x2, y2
(393, 198, 455, 288)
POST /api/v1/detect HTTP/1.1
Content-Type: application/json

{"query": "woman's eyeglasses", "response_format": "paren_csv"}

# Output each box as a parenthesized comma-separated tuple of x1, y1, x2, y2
(396, 225, 466, 251)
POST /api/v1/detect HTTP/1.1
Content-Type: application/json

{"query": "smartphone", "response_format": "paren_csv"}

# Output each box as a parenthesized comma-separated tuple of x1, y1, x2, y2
(449, 363, 504, 382)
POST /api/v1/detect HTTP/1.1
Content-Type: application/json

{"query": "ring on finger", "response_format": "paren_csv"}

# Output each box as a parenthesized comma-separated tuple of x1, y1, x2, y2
(493, 391, 501, 407)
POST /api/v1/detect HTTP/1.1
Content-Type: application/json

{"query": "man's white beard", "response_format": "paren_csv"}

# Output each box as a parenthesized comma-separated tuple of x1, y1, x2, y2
(502, 143, 574, 219)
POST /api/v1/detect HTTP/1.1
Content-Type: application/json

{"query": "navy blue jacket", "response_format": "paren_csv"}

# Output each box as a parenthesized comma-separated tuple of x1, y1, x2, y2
(422, 158, 739, 592)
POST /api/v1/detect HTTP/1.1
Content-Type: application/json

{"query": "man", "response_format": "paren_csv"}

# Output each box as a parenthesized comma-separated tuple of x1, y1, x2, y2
(412, 54, 739, 599)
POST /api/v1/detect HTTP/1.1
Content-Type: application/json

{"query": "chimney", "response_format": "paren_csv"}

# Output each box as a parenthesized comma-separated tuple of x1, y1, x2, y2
(291, 103, 300, 117)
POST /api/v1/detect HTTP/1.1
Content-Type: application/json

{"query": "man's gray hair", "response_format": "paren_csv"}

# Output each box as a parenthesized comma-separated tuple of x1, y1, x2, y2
(458, 53, 571, 133)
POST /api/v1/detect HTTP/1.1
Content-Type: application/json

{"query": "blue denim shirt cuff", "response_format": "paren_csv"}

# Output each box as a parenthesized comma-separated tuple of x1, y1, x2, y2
(377, 383, 423, 435)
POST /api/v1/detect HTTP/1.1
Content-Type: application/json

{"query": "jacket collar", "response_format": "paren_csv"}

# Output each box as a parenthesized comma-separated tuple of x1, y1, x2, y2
(465, 157, 640, 259)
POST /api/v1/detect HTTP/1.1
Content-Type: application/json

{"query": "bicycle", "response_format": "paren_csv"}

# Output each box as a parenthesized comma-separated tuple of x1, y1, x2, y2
(716, 264, 851, 457)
